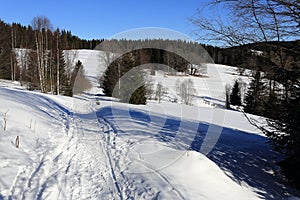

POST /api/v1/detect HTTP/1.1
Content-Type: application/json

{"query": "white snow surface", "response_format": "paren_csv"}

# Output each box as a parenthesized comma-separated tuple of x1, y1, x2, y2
(0, 50, 299, 199)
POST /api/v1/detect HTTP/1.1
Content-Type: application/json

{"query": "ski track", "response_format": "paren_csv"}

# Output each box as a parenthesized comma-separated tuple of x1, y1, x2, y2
(5, 94, 187, 200)
(7, 97, 111, 199)
(97, 113, 185, 200)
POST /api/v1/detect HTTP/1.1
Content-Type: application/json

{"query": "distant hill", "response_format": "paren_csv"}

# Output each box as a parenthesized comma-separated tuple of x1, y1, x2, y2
(210, 40, 300, 72)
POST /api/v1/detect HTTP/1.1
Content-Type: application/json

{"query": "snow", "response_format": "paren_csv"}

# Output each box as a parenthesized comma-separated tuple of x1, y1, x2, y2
(0, 49, 299, 199)
(250, 50, 263, 56)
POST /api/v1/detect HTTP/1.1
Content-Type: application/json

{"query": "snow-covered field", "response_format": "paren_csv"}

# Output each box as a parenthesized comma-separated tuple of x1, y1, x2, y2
(0, 50, 299, 199)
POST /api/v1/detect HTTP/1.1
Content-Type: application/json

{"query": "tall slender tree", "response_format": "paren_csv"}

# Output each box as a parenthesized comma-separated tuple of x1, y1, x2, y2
(31, 16, 52, 93)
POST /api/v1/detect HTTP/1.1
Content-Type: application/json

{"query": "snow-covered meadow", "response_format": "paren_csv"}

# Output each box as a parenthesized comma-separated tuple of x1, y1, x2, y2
(0, 50, 299, 199)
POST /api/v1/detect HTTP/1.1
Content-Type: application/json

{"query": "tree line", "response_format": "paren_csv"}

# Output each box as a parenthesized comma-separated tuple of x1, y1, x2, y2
(0, 17, 102, 95)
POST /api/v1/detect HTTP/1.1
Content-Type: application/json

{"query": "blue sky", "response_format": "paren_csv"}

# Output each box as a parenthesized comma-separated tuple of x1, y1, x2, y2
(0, 0, 208, 40)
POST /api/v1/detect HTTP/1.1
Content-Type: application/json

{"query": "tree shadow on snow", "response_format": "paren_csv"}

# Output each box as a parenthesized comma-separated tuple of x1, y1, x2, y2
(96, 105, 299, 199)
(2, 86, 298, 199)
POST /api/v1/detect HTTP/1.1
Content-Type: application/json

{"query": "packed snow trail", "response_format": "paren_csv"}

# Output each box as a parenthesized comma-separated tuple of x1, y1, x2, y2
(0, 87, 117, 199)
(6, 100, 111, 199)
(66, 94, 186, 200)
(96, 116, 186, 200)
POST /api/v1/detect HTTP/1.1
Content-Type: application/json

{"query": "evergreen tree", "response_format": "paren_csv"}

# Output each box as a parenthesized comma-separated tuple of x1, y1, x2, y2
(129, 86, 147, 105)
(264, 79, 300, 187)
(244, 71, 267, 115)
(101, 57, 122, 97)
(101, 53, 147, 105)
(0, 20, 12, 79)
(62, 60, 81, 97)
(230, 80, 242, 106)
(76, 61, 92, 92)
(225, 84, 231, 109)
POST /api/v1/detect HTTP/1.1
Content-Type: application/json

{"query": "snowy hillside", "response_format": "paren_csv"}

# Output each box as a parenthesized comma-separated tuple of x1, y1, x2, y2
(0, 50, 299, 199)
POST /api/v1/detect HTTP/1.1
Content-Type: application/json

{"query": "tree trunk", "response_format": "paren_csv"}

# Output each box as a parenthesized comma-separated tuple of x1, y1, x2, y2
(56, 32, 60, 95)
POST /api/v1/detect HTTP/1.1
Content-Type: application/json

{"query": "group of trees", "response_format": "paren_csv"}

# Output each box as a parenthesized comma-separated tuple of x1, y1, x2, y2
(97, 38, 300, 75)
(192, 0, 300, 188)
(97, 39, 209, 73)
(0, 17, 100, 96)
(100, 46, 200, 105)
(101, 51, 147, 104)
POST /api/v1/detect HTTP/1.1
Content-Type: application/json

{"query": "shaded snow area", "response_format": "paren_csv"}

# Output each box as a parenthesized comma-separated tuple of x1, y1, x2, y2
(0, 50, 299, 199)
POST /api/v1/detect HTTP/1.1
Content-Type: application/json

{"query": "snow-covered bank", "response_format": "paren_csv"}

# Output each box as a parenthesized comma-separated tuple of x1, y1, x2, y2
(95, 101, 298, 199)
(0, 84, 261, 199)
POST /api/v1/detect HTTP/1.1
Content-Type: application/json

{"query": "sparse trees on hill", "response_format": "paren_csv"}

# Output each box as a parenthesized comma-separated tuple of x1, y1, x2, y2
(0, 17, 103, 95)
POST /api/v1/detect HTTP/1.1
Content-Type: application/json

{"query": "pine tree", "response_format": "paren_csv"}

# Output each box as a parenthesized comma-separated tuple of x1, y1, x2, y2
(230, 80, 241, 106)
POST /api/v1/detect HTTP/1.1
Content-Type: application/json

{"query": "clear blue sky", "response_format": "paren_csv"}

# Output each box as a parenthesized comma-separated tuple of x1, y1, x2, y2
(0, 0, 208, 40)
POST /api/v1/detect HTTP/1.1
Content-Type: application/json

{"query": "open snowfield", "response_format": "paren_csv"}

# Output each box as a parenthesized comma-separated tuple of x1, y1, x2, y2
(0, 50, 299, 199)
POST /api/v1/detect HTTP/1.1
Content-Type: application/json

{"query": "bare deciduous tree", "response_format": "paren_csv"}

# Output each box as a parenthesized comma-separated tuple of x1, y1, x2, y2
(31, 16, 53, 93)
(191, 0, 300, 46)
(64, 50, 78, 84)
(17, 49, 30, 86)
(176, 78, 197, 105)
(98, 51, 117, 69)
(155, 82, 167, 103)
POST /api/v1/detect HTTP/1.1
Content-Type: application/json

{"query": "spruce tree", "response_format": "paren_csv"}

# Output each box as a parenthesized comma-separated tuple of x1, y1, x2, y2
(129, 86, 147, 105)
(230, 80, 242, 106)
(244, 71, 267, 115)
(0, 20, 12, 79)
(101, 53, 147, 105)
